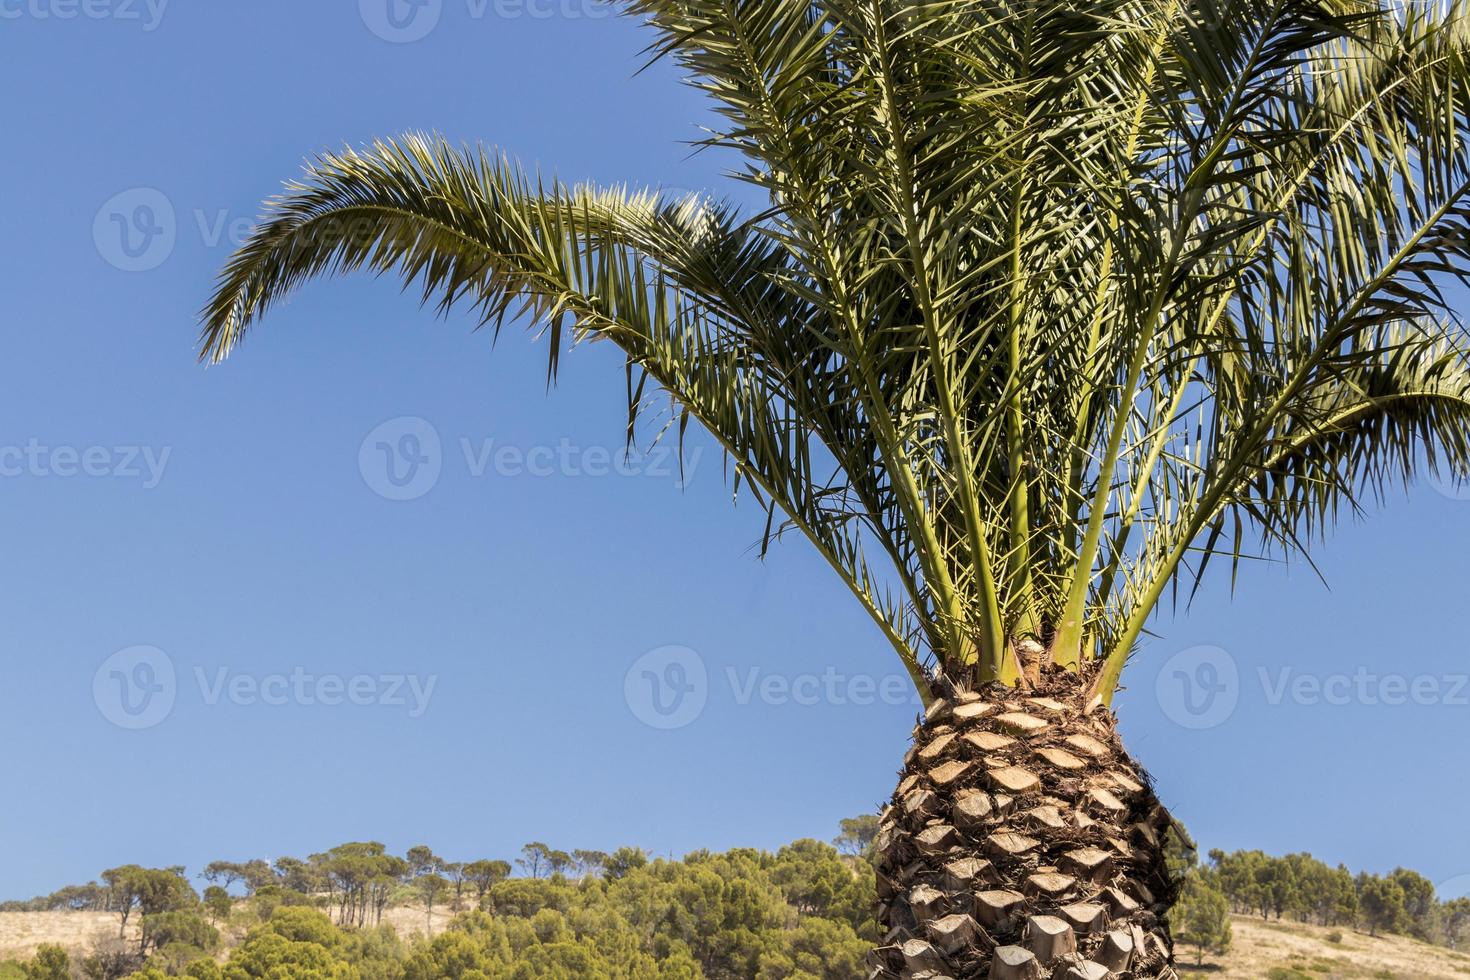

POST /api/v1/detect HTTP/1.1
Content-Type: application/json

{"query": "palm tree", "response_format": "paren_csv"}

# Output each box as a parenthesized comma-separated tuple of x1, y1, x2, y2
(201, 1, 1470, 975)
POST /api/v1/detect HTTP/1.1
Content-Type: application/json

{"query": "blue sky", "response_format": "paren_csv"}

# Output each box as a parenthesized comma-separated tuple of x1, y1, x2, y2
(1, 1, 1467, 902)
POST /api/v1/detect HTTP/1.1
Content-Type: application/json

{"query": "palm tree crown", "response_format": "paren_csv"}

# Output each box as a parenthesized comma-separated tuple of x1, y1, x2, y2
(203, 0, 1470, 704)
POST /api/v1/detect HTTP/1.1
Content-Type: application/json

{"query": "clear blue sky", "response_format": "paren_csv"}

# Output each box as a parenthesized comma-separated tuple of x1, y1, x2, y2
(1, 1, 1467, 902)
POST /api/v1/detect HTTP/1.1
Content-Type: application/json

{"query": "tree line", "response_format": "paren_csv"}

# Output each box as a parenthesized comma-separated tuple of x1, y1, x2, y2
(0, 832, 874, 980)
(4, 822, 1469, 978)
(1169, 847, 1470, 964)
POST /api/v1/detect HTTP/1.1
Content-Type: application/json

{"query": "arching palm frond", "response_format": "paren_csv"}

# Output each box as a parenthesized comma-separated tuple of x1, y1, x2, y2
(201, 136, 937, 690)
(204, 0, 1470, 703)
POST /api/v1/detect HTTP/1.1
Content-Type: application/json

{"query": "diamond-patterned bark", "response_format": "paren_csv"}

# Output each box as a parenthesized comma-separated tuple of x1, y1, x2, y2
(870, 678, 1180, 979)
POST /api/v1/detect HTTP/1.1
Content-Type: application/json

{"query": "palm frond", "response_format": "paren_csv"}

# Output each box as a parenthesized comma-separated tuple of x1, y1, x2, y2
(205, 0, 1470, 701)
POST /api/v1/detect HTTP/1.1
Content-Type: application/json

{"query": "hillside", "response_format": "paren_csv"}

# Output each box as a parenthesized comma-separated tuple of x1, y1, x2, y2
(0, 906, 456, 964)
(6, 908, 1470, 978)
(1183, 915, 1470, 979)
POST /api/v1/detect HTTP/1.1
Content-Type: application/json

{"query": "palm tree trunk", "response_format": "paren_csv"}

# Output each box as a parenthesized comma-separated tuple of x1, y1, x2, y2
(870, 675, 1180, 979)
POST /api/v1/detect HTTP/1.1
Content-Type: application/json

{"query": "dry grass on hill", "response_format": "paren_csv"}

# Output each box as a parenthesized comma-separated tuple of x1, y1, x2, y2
(0, 903, 462, 966)
(5, 907, 1470, 976)
(1182, 914, 1470, 979)
(0, 912, 131, 962)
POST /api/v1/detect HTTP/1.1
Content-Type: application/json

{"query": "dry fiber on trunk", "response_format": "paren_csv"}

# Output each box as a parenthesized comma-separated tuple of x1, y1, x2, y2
(871, 674, 1179, 979)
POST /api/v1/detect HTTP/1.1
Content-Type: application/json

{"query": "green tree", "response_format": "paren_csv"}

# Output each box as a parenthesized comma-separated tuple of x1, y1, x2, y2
(201, 862, 246, 892)
(1360, 875, 1409, 937)
(222, 933, 357, 980)
(1257, 857, 1299, 921)
(202, 861, 274, 896)
(314, 843, 405, 928)
(1174, 878, 1233, 965)
(141, 911, 219, 957)
(259, 907, 345, 947)
(603, 848, 647, 883)
(770, 840, 873, 936)
(272, 857, 323, 895)
(102, 866, 198, 948)
(545, 851, 573, 879)
(22, 946, 69, 980)
(440, 862, 467, 912)
(1391, 867, 1438, 939)
(405, 846, 440, 879)
(571, 851, 609, 879)
(416, 873, 450, 931)
(102, 866, 147, 939)
(221, 908, 359, 980)
(482, 879, 576, 921)
(515, 844, 566, 881)
(400, 930, 490, 980)
(202, 886, 232, 925)
(238, 862, 276, 896)
(80, 946, 141, 980)
(1442, 896, 1470, 949)
(1329, 865, 1360, 927)
(759, 916, 869, 980)
(201, 2, 1470, 970)
(462, 861, 511, 906)
(832, 816, 880, 860)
